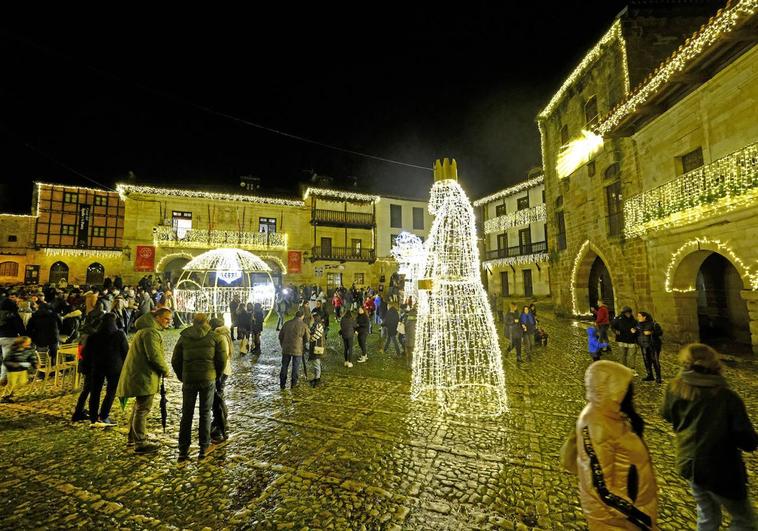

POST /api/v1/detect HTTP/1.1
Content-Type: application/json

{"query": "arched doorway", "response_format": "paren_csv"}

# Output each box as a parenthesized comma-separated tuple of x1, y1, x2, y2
(86, 262, 105, 286)
(696, 253, 750, 350)
(588, 256, 615, 315)
(49, 261, 69, 284)
(161, 256, 191, 288)
(261, 257, 284, 288)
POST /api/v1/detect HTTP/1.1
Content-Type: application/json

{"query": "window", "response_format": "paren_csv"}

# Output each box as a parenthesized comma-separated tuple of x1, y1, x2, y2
(412, 207, 424, 230)
(92, 227, 106, 237)
(354, 273, 365, 286)
(496, 233, 508, 255)
(555, 195, 563, 209)
(523, 269, 534, 297)
(86, 263, 105, 285)
(49, 261, 69, 284)
(390, 204, 402, 228)
(173, 211, 192, 239)
(519, 228, 532, 254)
(500, 271, 509, 297)
(587, 160, 596, 177)
(560, 124, 569, 145)
(495, 204, 506, 216)
(93, 196, 107, 206)
(556, 211, 567, 250)
(517, 195, 529, 211)
(61, 225, 76, 235)
(605, 180, 623, 237)
(7, 235, 17, 242)
(584, 96, 598, 126)
(604, 162, 620, 180)
(63, 192, 78, 203)
(0, 261, 19, 277)
(351, 238, 362, 256)
(679, 147, 704, 175)
(259, 217, 277, 233)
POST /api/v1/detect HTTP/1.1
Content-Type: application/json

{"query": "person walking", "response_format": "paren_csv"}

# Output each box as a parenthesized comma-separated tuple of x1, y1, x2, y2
(634, 312, 663, 383)
(332, 291, 343, 319)
(592, 299, 611, 353)
(172, 313, 227, 461)
(250, 302, 264, 355)
(116, 308, 173, 455)
(519, 305, 536, 361)
(363, 295, 375, 334)
(340, 310, 356, 367)
(611, 306, 638, 370)
(380, 303, 402, 356)
(0, 291, 25, 386)
(209, 317, 232, 444)
(275, 290, 288, 331)
(236, 303, 252, 354)
(85, 313, 128, 426)
(307, 314, 325, 387)
(661, 343, 758, 529)
(562, 360, 657, 530)
(26, 302, 62, 367)
(504, 303, 523, 362)
(1, 336, 36, 403)
(278, 310, 310, 389)
(355, 307, 370, 363)
(229, 295, 240, 340)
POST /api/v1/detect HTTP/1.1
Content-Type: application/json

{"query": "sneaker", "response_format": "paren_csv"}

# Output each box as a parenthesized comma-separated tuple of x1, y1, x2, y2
(71, 410, 89, 422)
(177, 452, 190, 463)
(346, 362, 353, 368)
(357, 356, 367, 363)
(134, 442, 160, 455)
(100, 418, 117, 427)
(344, 361, 349, 367)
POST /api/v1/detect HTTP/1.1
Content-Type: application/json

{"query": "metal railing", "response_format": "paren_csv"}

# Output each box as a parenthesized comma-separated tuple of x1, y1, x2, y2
(310, 246, 376, 262)
(623, 142, 758, 238)
(154, 226, 287, 250)
(485, 241, 548, 260)
(311, 209, 375, 228)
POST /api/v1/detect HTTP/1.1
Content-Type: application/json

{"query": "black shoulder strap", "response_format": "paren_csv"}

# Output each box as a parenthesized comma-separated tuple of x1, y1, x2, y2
(581, 426, 652, 530)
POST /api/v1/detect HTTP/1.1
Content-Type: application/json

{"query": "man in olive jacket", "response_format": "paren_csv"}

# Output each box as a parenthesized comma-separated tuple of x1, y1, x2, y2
(278, 310, 310, 390)
(172, 313, 227, 460)
(116, 308, 172, 455)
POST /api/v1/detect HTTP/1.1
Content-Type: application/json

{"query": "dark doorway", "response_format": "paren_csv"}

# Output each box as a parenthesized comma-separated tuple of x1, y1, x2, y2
(49, 261, 69, 285)
(86, 263, 105, 286)
(588, 256, 614, 315)
(162, 257, 190, 287)
(697, 253, 750, 350)
(523, 269, 533, 298)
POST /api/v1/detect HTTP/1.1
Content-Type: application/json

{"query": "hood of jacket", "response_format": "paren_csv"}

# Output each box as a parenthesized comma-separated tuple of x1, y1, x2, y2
(679, 369, 727, 388)
(134, 312, 161, 331)
(585, 360, 633, 413)
(180, 322, 212, 339)
(586, 327, 596, 339)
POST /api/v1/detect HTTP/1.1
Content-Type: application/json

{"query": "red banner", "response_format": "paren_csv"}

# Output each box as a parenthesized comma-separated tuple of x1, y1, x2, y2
(135, 246, 156, 272)
(287, 251, 302, 274)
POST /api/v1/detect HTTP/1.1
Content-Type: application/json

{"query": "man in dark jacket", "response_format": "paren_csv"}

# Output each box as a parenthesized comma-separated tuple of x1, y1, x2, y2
(0, 292, 25, 385)
(504, 303, 522, 361)
(26, 302, 62, 365)
(380, 303, 401, 356)
(172, 313, 227, 461)
(278, 310, 310, 389)
(611, 306, 638, 369)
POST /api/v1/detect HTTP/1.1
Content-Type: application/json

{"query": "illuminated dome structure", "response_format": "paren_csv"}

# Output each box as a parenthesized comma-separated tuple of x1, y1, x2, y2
(173, 248, 275, 325)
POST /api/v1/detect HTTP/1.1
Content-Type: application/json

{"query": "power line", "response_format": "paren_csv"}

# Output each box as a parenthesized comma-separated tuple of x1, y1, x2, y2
(2, 31, 433, 173)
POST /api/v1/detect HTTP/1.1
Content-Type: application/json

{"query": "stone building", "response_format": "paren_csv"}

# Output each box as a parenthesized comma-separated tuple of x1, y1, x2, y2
(473, 169, 550, 307)
(0, 214, 35, 284)
(539, 0, 758, 352)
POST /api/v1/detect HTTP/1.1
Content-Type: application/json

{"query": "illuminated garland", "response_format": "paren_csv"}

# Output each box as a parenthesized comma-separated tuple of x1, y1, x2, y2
(0, 214, 36, 219)
(472, 175, 544, 207)
(570, 240, 594, 317)
(412, 171, 507, 418)
(259, 255, 288, 275)
(482, 252, 549, 268)
(42, 248, 123, 258)
(483, 205, 546, 234)
(156, 252, 195, 271)
(116, 184, 304, 207)
(664, 237, 758, 293)
(184, 248, 271, 273)
(538, 19, 629, 120)
(598, 0, 758, 136)
(624, 143, 758, 238)
(390, 231, 425, 304)
(302, 187, 381, 203)
(153, 226, 288, 250)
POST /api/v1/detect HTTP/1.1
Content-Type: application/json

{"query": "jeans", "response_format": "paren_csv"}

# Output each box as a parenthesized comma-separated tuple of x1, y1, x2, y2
(211, 375, 228, 438)
(522, 333, 533, 360)
(89, 370, 119, 422)
(128, 394, 155, 447)
(74, 373, 92, 416)
(690, 482, 758, 530)
(641, 345, 661, 380)
(357, 333, 368, 356)
(178, 381, 214, 452)
(309, 358, 322, 379)
(617, 342, 637, 368)
(342, 336, 354, 362)
(383, 333, 401, 355)
(280, 354, 301, 388)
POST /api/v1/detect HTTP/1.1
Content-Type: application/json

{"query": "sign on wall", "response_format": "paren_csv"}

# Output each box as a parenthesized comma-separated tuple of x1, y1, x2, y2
(135, 246, 156, 272)
(287, 251, 302, 274)
(77, 205, 91, 248)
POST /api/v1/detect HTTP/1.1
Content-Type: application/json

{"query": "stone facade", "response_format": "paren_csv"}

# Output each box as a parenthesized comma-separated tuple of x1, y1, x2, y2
(376, 196, 433, 259)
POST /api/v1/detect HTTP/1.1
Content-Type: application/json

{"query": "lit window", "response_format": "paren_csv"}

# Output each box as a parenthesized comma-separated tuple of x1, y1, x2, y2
(0, 262, 19, 277)
(7, 235, 17, 242)
(173, 211, 192, 239)
(259, 217, 276, 233)
(679, 147, 704, 175)
(63, 192, 78, 203)
(61, 225, 76, 235)
(92, 227, 106, 237)
(94, 196, 107, 206)
(517, 196, 529, 211)
(495, 204, 506, 216)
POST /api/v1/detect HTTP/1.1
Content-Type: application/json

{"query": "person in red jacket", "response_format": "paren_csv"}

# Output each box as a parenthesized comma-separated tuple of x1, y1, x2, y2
(592, 299, 611, 353)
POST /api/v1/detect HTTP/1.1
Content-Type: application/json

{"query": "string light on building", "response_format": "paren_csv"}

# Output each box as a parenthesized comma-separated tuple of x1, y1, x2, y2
(42, 248, 123, 258)
(597, 0, 758, 136)
(0, 214, 36, 219)
(556, 130, 605, 179)
(472, 175, 544, 207)
(483, 205, 547, 234)
(156, 252, 196, 272)
(624, 142, 758, 238)
(412, 158, 507, 418)
(482, 253, 550, 269)
(664, 237, 758, 293)
(570, 240, 594, 317)
(259, 255, 288, 276)
(302, 187, 381, 203)
(153, 226, 288, 251)
(116, 184, 304, 207)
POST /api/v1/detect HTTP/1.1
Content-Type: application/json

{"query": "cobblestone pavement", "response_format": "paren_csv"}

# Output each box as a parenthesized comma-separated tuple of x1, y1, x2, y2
(1, 312, 757, 530)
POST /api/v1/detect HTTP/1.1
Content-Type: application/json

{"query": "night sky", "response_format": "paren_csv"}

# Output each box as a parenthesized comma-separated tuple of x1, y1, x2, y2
(0, 3, 630, 213)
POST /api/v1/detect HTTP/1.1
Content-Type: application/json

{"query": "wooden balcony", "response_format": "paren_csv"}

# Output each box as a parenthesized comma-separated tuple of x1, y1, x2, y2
(310, 246, 376, 263)
(311, 209, 375, 229)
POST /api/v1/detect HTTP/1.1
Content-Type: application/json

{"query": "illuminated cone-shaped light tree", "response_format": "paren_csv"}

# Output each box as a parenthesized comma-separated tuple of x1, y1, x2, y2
(411, 158, 507, 417)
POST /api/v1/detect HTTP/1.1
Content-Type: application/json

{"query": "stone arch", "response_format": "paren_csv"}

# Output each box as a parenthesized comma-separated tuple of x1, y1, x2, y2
(156, 252, 195, 273)
(260, 255, 286, 287)
(665, 238, 755, 293)
(570, 240, 619, 316)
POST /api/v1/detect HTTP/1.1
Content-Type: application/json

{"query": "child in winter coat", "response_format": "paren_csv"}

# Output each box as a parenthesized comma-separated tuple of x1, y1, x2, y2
(587, 326, 608, 362)
(1, 336, 37, 402)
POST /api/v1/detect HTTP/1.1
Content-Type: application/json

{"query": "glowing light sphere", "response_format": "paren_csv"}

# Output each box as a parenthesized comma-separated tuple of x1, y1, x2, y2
(390, 231, 425, 304)
(173, 248, 275, 325)
(556, 130, 604, 179)
(411, 159, 507, 418)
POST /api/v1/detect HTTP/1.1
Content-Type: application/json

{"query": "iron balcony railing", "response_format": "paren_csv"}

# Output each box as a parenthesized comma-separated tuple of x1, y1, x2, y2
(623, 142, 758, 238)
(485, 240, 548, 260)
(310, 246, 376, 262)
(154, 226, 287, 251)
(311, 209, 375, 228)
